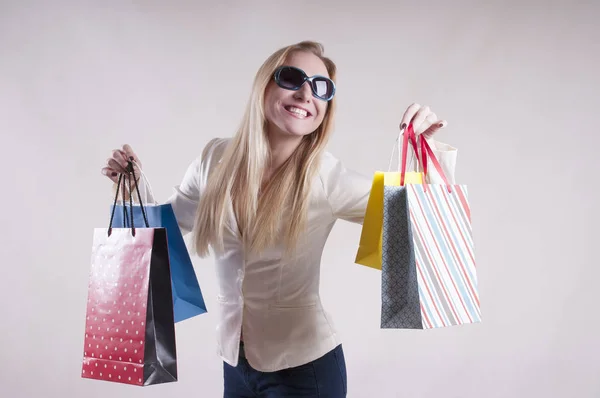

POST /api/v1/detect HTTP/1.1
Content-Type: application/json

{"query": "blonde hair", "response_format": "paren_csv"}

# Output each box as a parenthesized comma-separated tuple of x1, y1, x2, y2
(192, 40, 337, 257)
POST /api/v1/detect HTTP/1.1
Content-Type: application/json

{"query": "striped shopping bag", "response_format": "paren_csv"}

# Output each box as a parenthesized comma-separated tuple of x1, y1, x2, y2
(380, 126, 480, 329)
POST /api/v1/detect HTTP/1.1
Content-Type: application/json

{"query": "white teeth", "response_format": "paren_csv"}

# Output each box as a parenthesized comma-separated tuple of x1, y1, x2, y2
(287, 106, 308, 117)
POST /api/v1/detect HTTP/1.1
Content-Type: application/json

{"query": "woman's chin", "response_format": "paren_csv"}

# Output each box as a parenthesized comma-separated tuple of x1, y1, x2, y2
(267, 119, 316, 139)
(275, 127, 314, 138)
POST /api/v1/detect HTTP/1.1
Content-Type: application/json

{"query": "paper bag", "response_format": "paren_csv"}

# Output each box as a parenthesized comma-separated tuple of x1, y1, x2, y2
(355, 125, 423, 270)
(82, 166, 177, 386)
(380, 132, 480, 329)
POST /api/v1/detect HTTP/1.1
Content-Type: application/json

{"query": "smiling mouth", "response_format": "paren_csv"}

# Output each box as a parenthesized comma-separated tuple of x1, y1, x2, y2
(284, 105, 311, 118)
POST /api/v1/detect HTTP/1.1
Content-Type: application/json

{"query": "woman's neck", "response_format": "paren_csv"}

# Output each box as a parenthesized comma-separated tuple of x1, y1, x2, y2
(265, 131, 304, 178)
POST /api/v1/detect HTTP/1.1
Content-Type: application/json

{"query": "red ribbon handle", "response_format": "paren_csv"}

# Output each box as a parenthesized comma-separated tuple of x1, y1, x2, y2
(419, 134, 452, 193)
(399, 124, 420, 186)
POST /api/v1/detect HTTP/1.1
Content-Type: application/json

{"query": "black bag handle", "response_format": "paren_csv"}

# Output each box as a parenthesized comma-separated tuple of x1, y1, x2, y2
(107, 160, 149, 236)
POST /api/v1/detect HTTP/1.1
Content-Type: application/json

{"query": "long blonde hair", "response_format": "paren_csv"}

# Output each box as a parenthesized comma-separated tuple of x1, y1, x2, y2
(192, 41, 337, 257)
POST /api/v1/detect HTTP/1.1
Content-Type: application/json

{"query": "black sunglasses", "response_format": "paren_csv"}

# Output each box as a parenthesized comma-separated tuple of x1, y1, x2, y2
(273, 66, 336, 101)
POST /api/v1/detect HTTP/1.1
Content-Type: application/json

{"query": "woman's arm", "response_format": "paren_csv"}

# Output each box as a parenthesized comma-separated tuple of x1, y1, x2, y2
(164, 137, 224, 236)
(113, 138, 222, 236)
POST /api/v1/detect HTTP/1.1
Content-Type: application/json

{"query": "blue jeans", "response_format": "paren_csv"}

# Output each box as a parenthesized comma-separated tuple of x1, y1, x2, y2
(223, 343, 347, 397)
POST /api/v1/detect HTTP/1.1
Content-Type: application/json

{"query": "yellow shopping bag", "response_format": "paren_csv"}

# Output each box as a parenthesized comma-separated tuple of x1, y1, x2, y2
(354, 171, 422, 270)
(354, 123, 424, 270)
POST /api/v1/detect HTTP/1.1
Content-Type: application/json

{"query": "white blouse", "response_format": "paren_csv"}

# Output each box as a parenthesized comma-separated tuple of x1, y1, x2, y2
(163, 137, 457, 372)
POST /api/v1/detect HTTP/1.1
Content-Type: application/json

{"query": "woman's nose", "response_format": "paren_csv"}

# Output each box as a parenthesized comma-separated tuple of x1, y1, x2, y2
(293, 82, 312, 102)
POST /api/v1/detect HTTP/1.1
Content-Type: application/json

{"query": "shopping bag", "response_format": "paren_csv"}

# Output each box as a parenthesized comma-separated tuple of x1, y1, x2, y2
(112, 168, 207, 323)
(380, 129, 480, 329)
(355, 125, 423, 270)
(82, 166, 177, 386)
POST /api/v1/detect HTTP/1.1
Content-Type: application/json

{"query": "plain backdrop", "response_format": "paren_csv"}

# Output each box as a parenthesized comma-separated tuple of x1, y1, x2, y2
(1, 0, 599, 397)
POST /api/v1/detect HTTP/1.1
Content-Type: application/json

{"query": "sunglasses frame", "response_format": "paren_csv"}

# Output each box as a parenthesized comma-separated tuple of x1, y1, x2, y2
(273, 66, 336, 102)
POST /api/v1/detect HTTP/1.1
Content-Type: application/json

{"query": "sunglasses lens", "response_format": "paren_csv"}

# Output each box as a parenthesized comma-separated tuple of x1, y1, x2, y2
(277, 67, 306, 89)
(312, 78, 334, 100)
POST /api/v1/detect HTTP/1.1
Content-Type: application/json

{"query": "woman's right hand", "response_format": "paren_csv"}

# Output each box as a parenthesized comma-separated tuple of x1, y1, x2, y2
(101, 144, 142, 184)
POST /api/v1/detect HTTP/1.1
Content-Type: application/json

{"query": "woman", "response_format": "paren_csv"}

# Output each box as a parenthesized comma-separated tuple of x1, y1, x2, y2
(102, 41, 457, 397)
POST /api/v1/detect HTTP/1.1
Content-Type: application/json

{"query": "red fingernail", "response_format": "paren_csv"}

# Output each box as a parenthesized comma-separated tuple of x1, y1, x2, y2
(111, 172, 117, 177)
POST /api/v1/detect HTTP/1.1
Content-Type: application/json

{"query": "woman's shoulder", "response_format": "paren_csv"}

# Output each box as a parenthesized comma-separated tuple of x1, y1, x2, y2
(203, 137, 230, 158)
(317, 150, 345, 178)
(195, 137, 230, 169)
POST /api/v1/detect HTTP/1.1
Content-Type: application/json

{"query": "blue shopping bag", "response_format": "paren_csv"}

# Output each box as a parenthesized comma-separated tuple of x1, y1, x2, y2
(112, 202, 208, 323)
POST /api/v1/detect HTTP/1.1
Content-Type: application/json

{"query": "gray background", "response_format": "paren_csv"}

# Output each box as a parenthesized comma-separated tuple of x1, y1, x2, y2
(1, 0, 598, 397)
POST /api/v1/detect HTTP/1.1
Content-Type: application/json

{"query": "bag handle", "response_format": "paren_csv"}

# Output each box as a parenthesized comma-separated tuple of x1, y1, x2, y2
(116, 160, 158, 205)
(419, 132, 452, 193)
(107, 161, 149, 236)
(399, 124, 421, 186)
(125, 160, 158, 205)
(387, 123, 452, 193)
(388, 124, 420, 174)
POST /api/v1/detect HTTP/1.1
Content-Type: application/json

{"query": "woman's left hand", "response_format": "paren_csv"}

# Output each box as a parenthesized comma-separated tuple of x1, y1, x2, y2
(399, 103, 447, 140)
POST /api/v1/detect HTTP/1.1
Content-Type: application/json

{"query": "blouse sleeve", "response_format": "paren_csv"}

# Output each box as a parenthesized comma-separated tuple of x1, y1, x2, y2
(164, 156, 203, 235)
(320, 156, 373, 225)
(167, 138, 225, 235)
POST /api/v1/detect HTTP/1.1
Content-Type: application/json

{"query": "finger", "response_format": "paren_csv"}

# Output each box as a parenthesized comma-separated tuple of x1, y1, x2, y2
(411, 106, 432, 134)
(399, 103, 422, 130)
(414, 112, 437, 136)
(422, 119, 448, 139)
(108, 158, 127, 174)
(111, 149, 129, 169)
(101, 167, 120, 183)
(122, 144, 140, 166)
